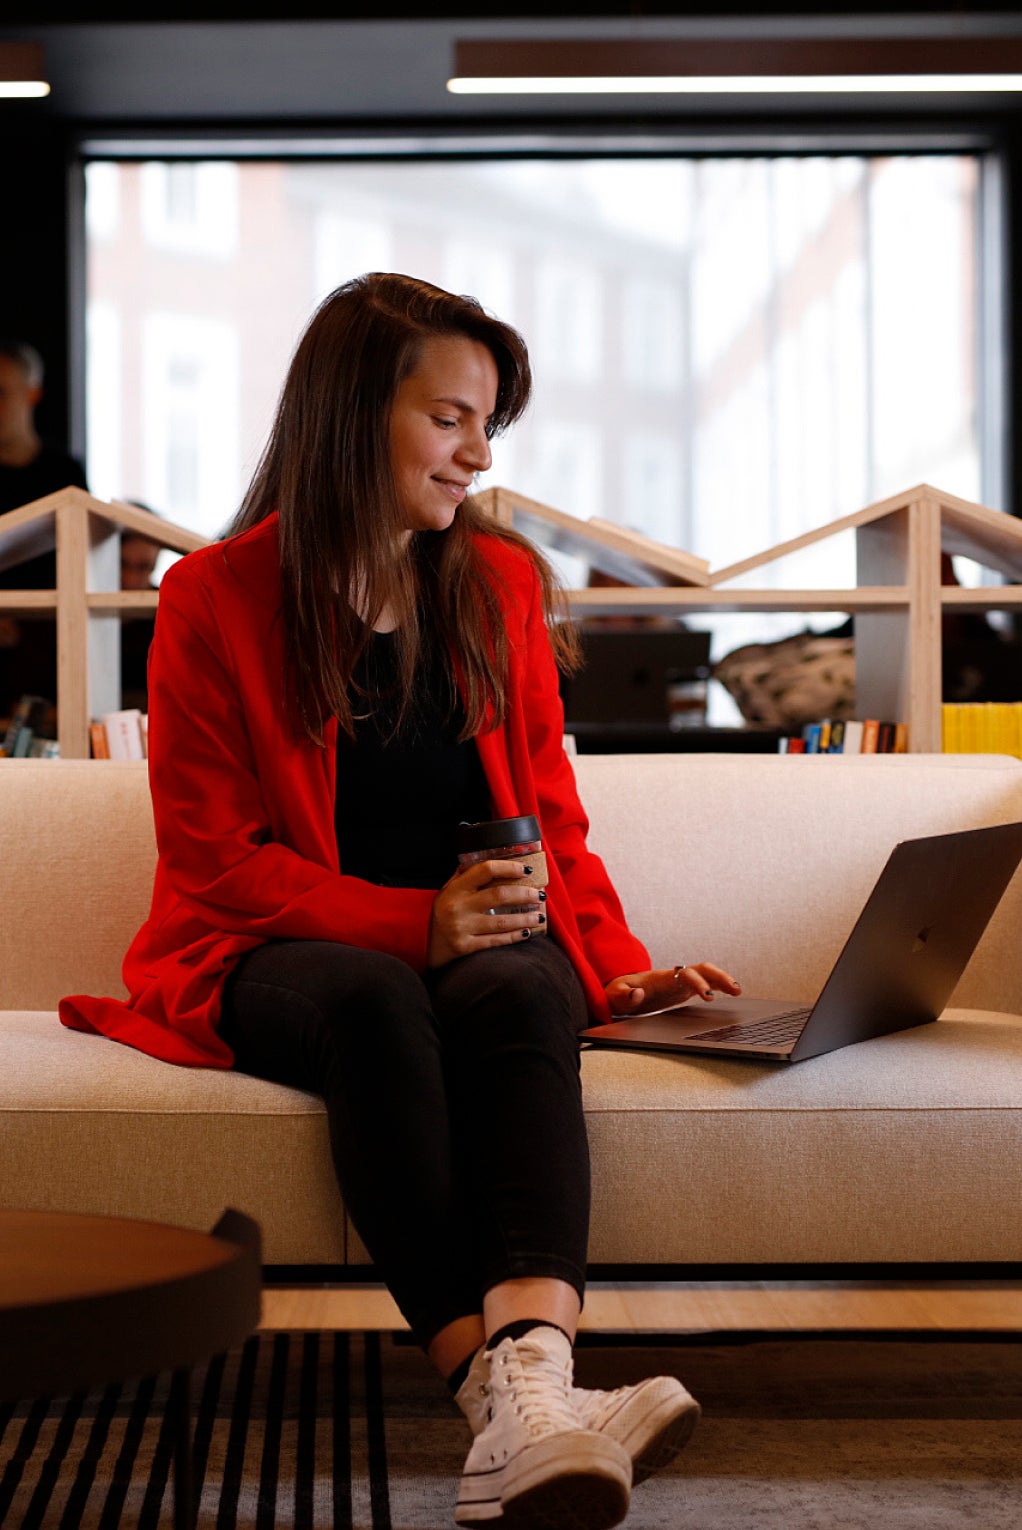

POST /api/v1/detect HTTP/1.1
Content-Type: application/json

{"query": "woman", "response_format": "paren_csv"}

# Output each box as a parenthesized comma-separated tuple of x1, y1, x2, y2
(61, 273, 740, 1529)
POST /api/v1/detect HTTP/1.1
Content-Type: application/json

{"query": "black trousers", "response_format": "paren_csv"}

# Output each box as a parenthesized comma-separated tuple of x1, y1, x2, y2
(218, 935, 592, 1349)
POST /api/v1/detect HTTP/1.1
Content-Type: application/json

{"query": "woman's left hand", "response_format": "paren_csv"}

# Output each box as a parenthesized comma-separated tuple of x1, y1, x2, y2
(605, 963, 742, 1017)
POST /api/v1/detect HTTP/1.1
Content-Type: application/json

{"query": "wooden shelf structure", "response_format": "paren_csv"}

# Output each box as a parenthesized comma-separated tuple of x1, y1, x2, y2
(479, 482, 1022, 754)
(0, 487, 209, 759)
(3, 481, 1020, 758)
(476, 485, 710, 588)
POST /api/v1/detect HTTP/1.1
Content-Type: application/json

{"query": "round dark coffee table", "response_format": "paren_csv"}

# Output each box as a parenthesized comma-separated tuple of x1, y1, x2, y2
(0, 1207, 261, 1530)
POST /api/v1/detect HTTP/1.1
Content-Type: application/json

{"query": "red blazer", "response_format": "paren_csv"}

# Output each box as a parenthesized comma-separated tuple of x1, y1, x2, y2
(59, 514, 650, 1066)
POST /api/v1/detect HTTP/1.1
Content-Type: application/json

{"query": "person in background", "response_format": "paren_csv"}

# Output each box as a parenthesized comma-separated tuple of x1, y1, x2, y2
(119, 509, 163, 713)
(0, 340, 88, 723)
(0, 340, 87, 520)
(59, 274, 741, 1529)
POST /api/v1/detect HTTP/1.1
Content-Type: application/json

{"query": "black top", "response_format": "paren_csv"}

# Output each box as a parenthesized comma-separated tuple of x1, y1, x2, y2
(0, 445, 88, 590)
(335, 627, 492, 890)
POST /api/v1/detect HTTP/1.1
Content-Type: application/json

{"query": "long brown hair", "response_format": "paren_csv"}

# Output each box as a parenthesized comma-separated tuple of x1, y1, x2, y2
(225, 272, 579, 745)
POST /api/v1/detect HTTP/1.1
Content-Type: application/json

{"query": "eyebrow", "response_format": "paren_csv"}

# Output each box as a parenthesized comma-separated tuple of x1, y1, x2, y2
(431, 395, 494, 421)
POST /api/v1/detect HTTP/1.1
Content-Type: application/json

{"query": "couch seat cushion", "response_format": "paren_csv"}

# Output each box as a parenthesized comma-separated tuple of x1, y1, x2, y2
(6, 1008, 1020, 1267)
(0, 1012, 344, 1264)
(581, 1011, 1022, 1263)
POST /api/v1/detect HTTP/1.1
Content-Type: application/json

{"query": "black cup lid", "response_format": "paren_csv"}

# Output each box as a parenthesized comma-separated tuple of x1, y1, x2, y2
(456, 814, 541, 853)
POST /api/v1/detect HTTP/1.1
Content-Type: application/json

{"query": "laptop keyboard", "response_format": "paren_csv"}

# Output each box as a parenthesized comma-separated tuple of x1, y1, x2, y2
(684, 1008, 813, 1047)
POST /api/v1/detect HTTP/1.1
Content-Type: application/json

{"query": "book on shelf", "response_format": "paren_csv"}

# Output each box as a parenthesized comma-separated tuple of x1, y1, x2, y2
(779, 716, 908, 755)
(0, 694, 56, 758)
(98, 709, 147, 761)
(860, 718, 881, 754)
(942, 702, 1022, 758)
(841, 719, 863, 754)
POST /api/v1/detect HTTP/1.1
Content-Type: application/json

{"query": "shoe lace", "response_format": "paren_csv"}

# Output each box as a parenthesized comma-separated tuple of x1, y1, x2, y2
(494, 1336, 579, 1436)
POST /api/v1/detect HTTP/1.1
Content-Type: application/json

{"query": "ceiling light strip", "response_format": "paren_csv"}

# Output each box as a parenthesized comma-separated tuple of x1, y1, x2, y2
(0, 41, 48, 98)
(0, 82, 50, 98)
(448, 75, 1022, 96)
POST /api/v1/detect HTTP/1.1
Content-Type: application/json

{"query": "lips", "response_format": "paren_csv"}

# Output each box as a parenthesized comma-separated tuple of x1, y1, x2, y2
(434, 477, 470, 502)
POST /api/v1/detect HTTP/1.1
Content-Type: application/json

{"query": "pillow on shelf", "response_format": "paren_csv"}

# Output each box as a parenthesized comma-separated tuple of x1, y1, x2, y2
(713, 630, 855, 729)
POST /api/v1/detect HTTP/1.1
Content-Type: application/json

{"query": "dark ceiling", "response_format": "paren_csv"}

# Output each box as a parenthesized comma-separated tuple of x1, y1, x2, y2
(5, 7, 1022, 125)
(22, 3, 1022, 18)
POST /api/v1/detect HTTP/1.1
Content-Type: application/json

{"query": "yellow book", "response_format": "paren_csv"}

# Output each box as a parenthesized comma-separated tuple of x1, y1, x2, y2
(960, 705, 980, 753)
(942, 704, 960, 753)
(992, 703, 1013, 757)
(979, 703, 997, 754)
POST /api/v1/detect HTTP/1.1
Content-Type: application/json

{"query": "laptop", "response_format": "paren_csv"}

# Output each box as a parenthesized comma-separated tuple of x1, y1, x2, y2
(580, 821, 1022, 1064)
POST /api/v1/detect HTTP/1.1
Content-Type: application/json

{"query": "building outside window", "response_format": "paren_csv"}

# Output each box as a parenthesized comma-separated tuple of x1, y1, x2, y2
(84, 149, 994, 671)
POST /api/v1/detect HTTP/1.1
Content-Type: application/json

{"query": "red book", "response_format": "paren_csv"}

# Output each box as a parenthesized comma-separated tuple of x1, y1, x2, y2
(89, 721, 110, 760)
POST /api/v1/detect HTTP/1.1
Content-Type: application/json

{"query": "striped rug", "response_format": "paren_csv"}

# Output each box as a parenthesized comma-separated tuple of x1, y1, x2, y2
(2, 1332, 1020, 1528)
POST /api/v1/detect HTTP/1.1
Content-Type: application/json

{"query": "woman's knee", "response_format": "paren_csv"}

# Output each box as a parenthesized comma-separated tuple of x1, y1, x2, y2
(430, 940, 588, 1044)
(227, 939, 432, 1044)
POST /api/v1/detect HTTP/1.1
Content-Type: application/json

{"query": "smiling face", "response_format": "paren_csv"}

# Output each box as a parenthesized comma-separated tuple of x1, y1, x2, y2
(388, 335, 498, 538)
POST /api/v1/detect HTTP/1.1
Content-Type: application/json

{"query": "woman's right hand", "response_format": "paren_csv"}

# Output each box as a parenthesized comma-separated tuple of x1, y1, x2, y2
(426, 859, 547, 968)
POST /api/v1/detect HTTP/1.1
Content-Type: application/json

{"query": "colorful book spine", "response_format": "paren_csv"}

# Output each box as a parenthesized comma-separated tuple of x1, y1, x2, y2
(0, 694, 52, 758)
(942, 703, 1022, 758)
(861, 719, 881, 754)
(100, 709, 145, 761)
(842, 719, 864, 754)
(780, 716, 910, 756)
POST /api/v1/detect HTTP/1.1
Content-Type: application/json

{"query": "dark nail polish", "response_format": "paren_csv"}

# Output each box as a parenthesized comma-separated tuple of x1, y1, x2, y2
(521, 928, 531, 940)
(538, 890, 547, 902)
(523, 866, 534, 874)
(538, 913, 546, 924)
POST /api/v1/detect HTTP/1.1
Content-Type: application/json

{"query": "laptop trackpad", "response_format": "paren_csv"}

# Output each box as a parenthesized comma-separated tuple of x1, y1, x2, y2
(580, 996, 804, 1044)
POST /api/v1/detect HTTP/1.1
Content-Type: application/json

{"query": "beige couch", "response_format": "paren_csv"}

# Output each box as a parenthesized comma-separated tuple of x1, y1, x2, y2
(3, 754, 1022, 1271)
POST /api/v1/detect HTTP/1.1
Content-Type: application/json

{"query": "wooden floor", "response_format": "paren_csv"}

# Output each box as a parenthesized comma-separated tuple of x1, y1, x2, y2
(261, 1280, 1022, 1335)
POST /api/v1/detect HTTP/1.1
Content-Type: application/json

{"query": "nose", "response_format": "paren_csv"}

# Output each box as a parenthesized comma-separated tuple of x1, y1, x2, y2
(457, 422, 492, 474)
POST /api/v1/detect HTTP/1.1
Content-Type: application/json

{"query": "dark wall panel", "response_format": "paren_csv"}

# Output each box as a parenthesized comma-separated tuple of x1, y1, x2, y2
(0, 116, 74, 451)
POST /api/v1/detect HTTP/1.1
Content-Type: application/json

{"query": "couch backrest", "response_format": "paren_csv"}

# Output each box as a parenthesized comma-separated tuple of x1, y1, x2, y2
(3, 753, 1022, 1014)
(2, 761, 156, 1010)
(578, 753, 1022, 1015)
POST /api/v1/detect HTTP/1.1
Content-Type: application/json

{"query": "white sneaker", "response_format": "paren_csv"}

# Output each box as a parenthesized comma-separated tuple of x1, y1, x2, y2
(572, 1374, 700, 1483)
(454, 1326, 631, 1528)
(457, 1344, 700, 1486)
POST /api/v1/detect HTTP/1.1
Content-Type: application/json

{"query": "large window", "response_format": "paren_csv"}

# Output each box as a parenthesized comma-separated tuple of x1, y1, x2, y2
(83, 149, 997, 673)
